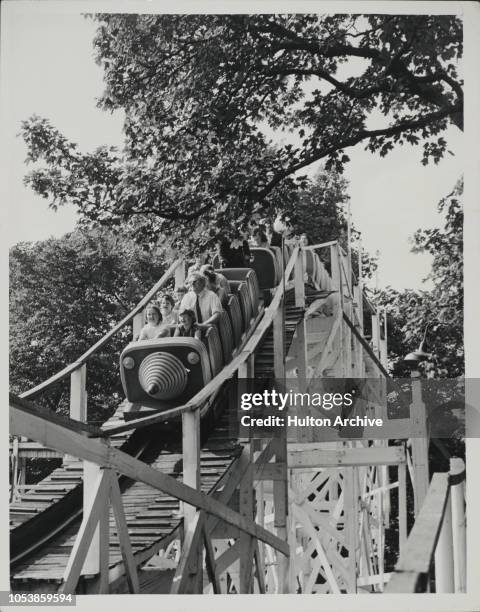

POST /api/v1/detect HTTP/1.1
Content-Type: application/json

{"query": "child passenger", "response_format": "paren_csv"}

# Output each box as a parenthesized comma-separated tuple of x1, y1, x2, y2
(174, 309, 202, 339)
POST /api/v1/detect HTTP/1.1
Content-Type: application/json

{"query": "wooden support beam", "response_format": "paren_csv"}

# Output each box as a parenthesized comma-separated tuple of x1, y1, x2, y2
(182, 409, 201, 525)
(273, 433, 289, 592)
(181, 407, 202, 593)
(273, 301, 285, 381)
(288, 445, 405, 469)
(239, 453, 255, 593)
(292, 502, 341, 594)
(294, 250, 305, 308)
(204, 528, 222, 594)
(61, 469, 111, 594)
(82, 462, 102, 576)
(109, 472, 140, 594)
(344, 467, 358, 592)
(70, 364, 87, 423)
(254, 462, 286, 481)
(253, 540, 266, 593)
(98, 495, 110, 594)
(410, 373, 429, 515)
(215, 540, 241, 575)
(434, 489, 454, 592)
(398, 462, 407, 556)
(450, 457, 466, 593)
(171, 512, 205, 594)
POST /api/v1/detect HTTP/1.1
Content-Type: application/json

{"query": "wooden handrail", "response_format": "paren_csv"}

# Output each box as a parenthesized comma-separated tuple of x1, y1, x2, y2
(386, 469, 466, 593)
(20, 258, 183, 400)
(102, 247, 300, 435)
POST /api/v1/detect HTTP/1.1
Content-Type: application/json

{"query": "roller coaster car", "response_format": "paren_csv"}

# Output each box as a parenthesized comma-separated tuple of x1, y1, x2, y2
(120, 272, 263, 415)
(120, 337, 212, 411)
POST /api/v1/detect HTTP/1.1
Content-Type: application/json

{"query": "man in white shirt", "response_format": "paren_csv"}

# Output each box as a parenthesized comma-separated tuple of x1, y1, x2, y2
(180, 272, 223, 329)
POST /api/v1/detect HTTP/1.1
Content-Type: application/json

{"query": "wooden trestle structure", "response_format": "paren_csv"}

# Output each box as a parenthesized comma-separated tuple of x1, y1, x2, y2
(9, 242, 466, 594)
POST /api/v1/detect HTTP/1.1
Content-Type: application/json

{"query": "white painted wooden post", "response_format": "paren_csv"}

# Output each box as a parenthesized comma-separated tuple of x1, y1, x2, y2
(273, 438, 289, 593)
(294, 250, 305, 308)
(344, 467, 358, 593)
(450, 457, 466, 592)
(70, 364, 87, 422)
(371, 313, 380, 358)
(239, 453, 255, 593)
(68, 365, 87, 465)
(82, 462, 103, 576)
(410, 371, 429, 515)
(272, 290, 289, 592)
(273, 303, 285, 382)
(132, 312, 144, 340)
(182, 407, 202, 590)
(175, 257, 186, 288)
(434, 490, 454, 592)
(398, 462, 407, 555)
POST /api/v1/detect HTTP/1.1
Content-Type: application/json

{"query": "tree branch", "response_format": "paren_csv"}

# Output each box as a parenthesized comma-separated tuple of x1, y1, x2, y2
(258, 103, 461, 199)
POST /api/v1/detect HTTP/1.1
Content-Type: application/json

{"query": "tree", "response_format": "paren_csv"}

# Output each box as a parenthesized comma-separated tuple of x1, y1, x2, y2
(377, 178, 463, 378)
(20, 14, 462, 251)
(9, 228, 166, 422)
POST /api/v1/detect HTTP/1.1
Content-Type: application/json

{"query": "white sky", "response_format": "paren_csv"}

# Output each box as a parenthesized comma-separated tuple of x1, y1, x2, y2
(2, 7, 463, 291)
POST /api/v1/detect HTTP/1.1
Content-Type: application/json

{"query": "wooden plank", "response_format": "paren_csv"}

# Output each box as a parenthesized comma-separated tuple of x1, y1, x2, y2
(60, 470, 111, 593)
(215, 540, 241, 575)
(109, 473, 140, 594)
(292, 503, 341, 593)
(398, 463, 407, 555)
(254, 463, 286, 481)
(182, 409, 201, 525)
(289, 446, 405, 469)
(294, 250, 305, 308)
(394, 473, 450, 575)
(239, 458, 254, 593)
(171, 512, 204, 594)
(273, 304, 285, 381)
(10, 402, 289, 556)
(20, 258, 183, 400)
(386, 570, 426, 593)
(314, 309, 342, 376)
(203, 527, 222, 594)
(69, 365, 87, 423)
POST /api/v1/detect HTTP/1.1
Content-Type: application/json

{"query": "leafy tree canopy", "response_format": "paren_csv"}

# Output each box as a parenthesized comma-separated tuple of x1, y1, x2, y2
(21, 13, 462, 251)
(377, 178, 463, 378)
(10, 228, 166, 421)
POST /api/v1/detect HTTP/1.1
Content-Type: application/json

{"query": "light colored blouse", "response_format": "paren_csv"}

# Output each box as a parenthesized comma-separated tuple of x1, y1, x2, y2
(138, 323, 169, 341)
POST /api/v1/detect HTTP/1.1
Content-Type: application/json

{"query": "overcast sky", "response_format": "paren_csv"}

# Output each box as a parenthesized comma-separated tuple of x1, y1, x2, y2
(2, 5, 463, 291)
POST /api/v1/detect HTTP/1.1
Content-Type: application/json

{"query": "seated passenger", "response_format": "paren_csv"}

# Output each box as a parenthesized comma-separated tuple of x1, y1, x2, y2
(137, 304, 169, 340)
(159, 293, 178, 325)
(187, 254, 207, 278)
(179, 272, 223, 330)
(200, 264, 230, 294)
(216, 235, 252, 268)
(204, 270, 228, 306)
(252, 227, 269, 248)
(174, 309, 202, 339)
(173, 285, 188, 312)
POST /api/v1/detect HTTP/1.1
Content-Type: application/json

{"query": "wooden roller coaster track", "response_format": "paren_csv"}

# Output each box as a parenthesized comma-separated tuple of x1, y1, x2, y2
(9, 242, 466, 595)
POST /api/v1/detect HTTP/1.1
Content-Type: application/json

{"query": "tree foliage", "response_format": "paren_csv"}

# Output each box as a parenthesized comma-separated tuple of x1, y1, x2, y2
(9, 228, 166, 422)
(20, 14, 462, 250)
(377, 178, 463, 378)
